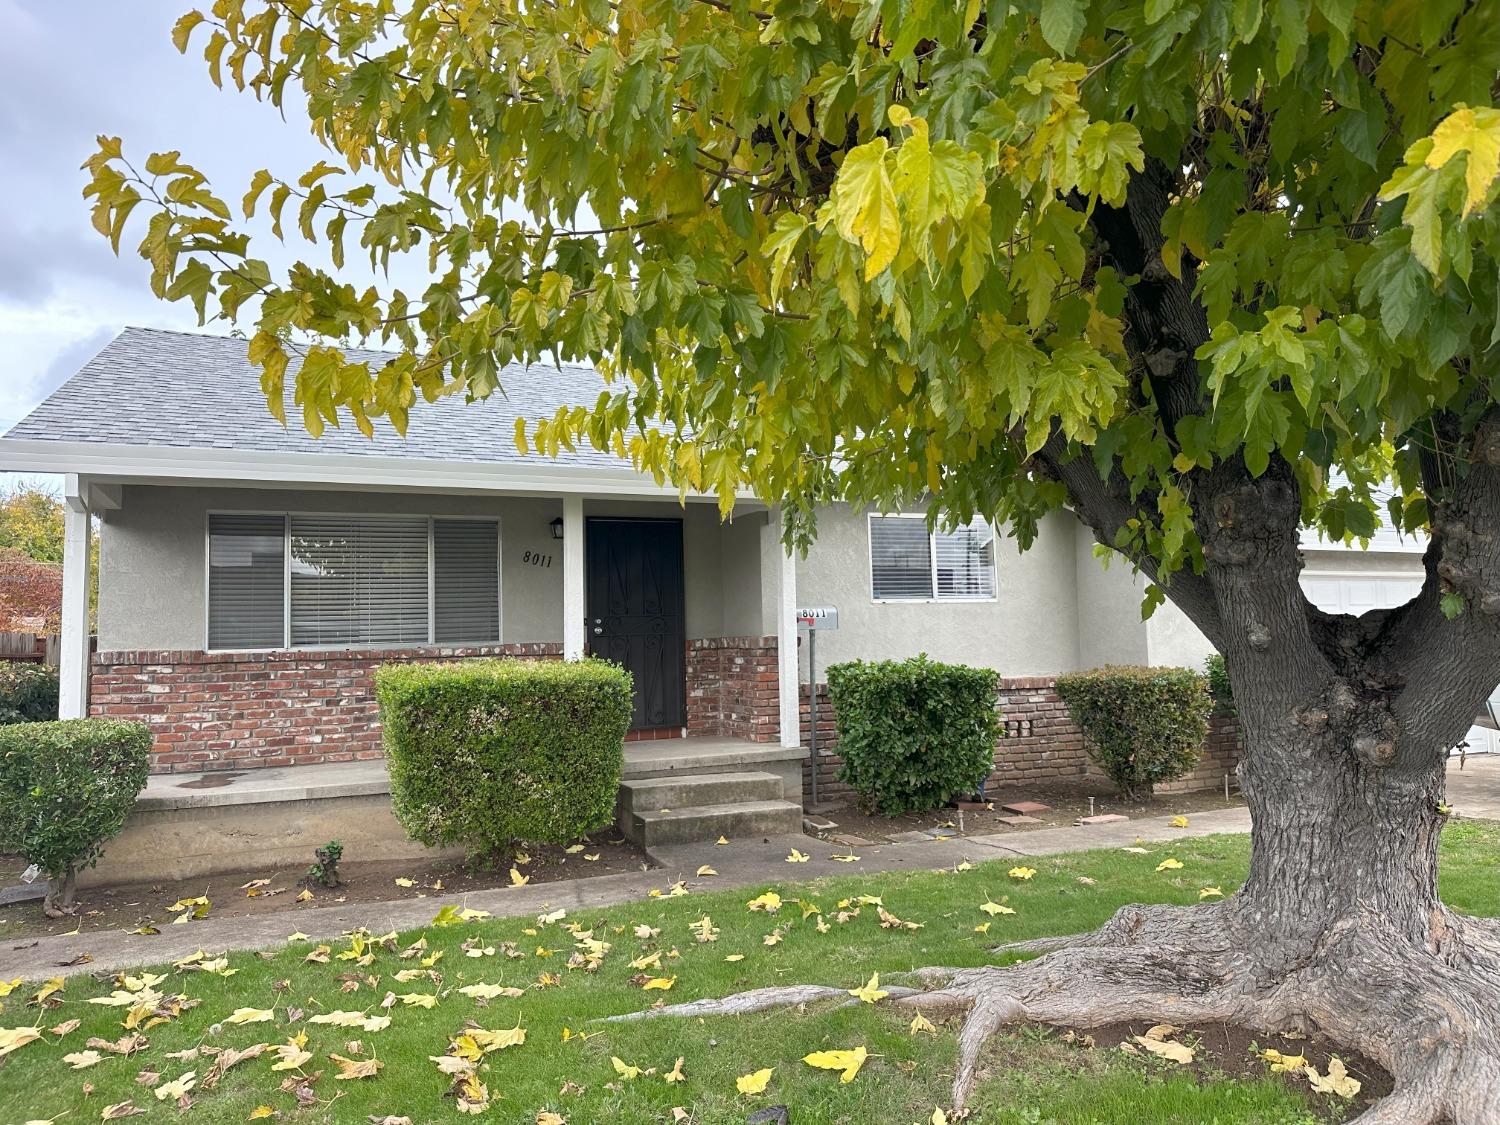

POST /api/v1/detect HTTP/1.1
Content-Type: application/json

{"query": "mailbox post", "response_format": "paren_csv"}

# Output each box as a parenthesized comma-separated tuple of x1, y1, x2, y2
(795, 605, 838, 807)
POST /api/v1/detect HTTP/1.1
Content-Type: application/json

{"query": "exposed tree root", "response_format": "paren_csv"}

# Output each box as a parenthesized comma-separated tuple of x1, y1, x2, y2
(605, 901, 1500, 1123)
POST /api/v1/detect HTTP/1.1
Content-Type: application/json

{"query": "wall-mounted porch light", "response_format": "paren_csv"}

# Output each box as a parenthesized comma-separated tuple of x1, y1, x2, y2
(550, 516, 565, 540)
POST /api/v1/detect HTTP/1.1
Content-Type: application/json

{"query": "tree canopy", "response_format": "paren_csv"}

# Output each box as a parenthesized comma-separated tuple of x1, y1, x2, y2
(85, 1, 1500, 610)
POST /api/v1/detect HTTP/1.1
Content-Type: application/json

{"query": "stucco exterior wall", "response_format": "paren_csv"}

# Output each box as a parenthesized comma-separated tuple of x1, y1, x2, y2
(790, 504, 1083, 676)
(96, 485, 745, 651)
(1072, 533, 1150, 668)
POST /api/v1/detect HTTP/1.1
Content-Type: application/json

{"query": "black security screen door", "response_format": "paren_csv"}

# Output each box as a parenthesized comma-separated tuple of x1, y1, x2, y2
(585, 517, 686, 730)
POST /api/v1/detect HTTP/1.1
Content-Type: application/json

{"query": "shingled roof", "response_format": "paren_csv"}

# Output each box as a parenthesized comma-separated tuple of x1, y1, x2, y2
(3, 326, 623, 470)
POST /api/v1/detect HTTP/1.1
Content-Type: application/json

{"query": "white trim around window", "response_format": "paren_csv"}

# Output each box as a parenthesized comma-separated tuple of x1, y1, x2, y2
(867, 512, 998, 603)
(203, 510, 503, 652)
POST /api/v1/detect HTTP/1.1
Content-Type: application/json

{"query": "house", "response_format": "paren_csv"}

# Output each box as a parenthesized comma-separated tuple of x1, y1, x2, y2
(0, 327, 1342, 876)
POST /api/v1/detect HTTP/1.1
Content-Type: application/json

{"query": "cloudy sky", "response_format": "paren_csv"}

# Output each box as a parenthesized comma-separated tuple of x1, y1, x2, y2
(0, 0, 333, 438)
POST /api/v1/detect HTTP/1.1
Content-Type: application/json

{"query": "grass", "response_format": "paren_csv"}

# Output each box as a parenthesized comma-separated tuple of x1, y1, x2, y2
(0, 822, 1494, 1125)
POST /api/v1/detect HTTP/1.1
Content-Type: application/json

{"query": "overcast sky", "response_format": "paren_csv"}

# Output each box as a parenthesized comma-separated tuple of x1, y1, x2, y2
(0, 0, 334, 439)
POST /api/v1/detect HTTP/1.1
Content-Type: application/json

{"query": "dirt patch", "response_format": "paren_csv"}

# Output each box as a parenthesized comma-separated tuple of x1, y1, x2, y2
(0, 835, 650, 940)
(1021, 1019, 1393, 1118)
(813, 779, 1245, 844)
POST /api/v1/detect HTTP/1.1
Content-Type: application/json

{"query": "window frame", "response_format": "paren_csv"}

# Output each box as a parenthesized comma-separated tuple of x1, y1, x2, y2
(203, 509, 502, 652)
(866, 512, 998, 604)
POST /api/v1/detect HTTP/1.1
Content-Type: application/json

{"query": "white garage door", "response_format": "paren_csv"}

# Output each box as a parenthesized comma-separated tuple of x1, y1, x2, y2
(1300, 569, 1497, 754)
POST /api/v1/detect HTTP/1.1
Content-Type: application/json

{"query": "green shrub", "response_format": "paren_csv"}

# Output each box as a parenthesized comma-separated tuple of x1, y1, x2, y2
(1204, 653, 1235, 712)
(1055, 665, 1213, 800)
(375, 658, 633, 863)
(0, 661, 59, 724)
(826, 654, 1000, 816)
(0, 718, 151, 916)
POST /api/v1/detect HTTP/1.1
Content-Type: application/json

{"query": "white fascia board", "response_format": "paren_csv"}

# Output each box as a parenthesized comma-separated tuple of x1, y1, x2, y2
(0, 437, 757, 503)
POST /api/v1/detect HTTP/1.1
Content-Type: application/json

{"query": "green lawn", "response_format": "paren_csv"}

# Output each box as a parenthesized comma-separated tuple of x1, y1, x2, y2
(1, 823, 1493, 1125)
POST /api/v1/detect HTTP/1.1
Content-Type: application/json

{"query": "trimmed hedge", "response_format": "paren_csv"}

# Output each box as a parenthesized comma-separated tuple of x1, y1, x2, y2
(375, 658, 633, 863)
(0, 718, 151, 915)
(1054, 665, 1212, 800)
(827, 654, 1000, 816)
(0, 661, 59, 724)
(1204, 653, 1235, 713)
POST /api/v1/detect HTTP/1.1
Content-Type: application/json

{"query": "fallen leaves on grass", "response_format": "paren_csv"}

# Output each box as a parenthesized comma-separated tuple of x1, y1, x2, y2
(803, 1046, 868, 1082)
(1306, 1056, 1362, 1099)
(1155, 858, 1184, 872)
(979, 898, 1015, 916)
(611, 1056, 643, 1080)
(1125, 1024, 1194, 1064)
(736, 1067, 773, 1094)
(848, 973, 888, 1004)
(223, 1007, 274, 1025)
(330, 1053, 383, 1079)
(1007, 866, 1036, 880)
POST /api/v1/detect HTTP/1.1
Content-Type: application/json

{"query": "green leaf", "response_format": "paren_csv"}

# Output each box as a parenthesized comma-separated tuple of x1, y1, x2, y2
(1038, 0, 1086, 56)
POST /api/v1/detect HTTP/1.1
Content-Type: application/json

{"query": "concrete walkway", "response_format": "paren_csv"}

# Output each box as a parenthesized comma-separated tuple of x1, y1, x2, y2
(1447, 754, 1500, 820)
(1, 807, 1251, 981)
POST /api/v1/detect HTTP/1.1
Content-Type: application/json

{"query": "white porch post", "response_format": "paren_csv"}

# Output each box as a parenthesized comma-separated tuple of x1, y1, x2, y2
(59, 474, 92, 719)
(562, 495, 586, 660)
(777, 515, 801, 749)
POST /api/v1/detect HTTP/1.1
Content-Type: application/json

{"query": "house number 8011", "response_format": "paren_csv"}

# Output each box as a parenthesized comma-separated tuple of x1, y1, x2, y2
(522, 550, 554, 567)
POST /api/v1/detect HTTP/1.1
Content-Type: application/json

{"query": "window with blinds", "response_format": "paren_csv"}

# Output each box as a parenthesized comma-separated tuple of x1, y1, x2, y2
(207, 512, 502, 650)
(869, 514, 997, 602)
(433, 519, 500, 643)
(208, 514, 287, 649)
(289, 515, 431, 647)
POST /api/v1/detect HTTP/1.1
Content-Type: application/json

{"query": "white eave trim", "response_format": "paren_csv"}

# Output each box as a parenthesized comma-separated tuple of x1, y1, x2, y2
(0, 437, 755, 503)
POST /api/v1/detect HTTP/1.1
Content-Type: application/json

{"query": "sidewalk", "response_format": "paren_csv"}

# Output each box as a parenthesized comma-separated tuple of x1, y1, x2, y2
(1, 807, 1252, 981)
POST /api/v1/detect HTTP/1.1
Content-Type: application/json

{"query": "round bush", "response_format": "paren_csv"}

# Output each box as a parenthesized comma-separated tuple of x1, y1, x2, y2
(0, 718, 152, 915)
(375, 658, 633, 863)
(0, 661, 60, 724)
(1054, 665, 1212, 800)
(827, 654, 1000, 816)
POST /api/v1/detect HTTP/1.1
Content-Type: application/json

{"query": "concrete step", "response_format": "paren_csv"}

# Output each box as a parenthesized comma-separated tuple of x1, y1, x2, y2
(619, 771, 784, 815)
(627, 799, 805, 847)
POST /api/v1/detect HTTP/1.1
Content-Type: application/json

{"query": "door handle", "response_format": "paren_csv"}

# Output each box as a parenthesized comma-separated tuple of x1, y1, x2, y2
(592, 625, 604, 635)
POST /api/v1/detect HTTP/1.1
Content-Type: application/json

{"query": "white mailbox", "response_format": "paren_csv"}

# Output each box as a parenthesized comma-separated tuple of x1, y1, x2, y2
(796, 605, 838, 630)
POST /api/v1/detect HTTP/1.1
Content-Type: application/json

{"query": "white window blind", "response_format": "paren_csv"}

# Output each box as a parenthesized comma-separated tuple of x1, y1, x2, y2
(433, 519, 500, 643)
(207, 514, 286, 649)
(289, 515, 430, 647)
(869, 515, 997, 602)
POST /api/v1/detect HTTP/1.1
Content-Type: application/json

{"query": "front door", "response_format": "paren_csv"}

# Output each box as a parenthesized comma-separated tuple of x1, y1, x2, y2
(585, 517, 686, 730)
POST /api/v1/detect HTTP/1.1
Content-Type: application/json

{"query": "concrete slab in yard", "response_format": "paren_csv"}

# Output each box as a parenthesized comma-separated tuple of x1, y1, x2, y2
(1077, 813, 1130, 825)
(996, 814, 1044, 826)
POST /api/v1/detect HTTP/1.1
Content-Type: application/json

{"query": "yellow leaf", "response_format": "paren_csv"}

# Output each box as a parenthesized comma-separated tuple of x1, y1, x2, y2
(1260, 1048, 1309, 1073)
(716, 836, 729, 845)
(932, 1110, 949, 1125)
(248, 1107, 276, 1120)
(329, 1053, 383, 1079)
(1156, 858, 1184, 872)
(974, 922, 991, 933)
(612, 1056, 643, 1080)
(910, 1013, 938, 1035)
(830, 854, 861, 863)
(394, 877, 415, 888)
(270, 1041, 312, 1071)
(459, 983, 524, 1000)
(470, 1023, 526, 1052)
(1199, 886, 1224, 900)
(630, 951, 663, 970)
(833, 137, 900, 279)
(736, 1067, 773, 1094)
(565, 844, 585, 854)
(0, 978, 21, 997)
(0, 1027, 43, 1057)
(803, 1046, 868, 1082)
(1131, 1034, 1194, 1064)
(154, 1072, 196, 1101)
(1007, 866, 1036, 880)
(286, 932, 309, 942)
(64, 1049, 105, 1069)
(642, 976, 676, 991)
(1169, 816, 1189, 828)
(786, 848, 809, 863)
(224, 1007, 274, 1025)
(1425, 106, 1500, 217)
(1305, 1055, 1361, 1099)
(979, 899, 1015, 916)
(696, 865, 718, 877)
(746, 892, 782, 913)
(398, 993, 438, 1008)
(510, 867, 531, 886)
(537, 1113, 566, 1125)
(955, 861, 974, 872)
(724, 953, 745, 962)
(848, 973, 888, 1004)
(296, 889, 314, 903)
(665, 1056, 686, 1083)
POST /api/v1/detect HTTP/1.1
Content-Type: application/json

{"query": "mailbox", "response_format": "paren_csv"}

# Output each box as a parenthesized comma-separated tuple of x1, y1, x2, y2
(796, 605, 838, 630)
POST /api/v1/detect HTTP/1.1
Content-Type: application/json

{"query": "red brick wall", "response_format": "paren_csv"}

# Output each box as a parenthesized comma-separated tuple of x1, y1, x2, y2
(685, 636, 780, 743)
(90, 645, 561, 774)
(801, 677, 1242, 805)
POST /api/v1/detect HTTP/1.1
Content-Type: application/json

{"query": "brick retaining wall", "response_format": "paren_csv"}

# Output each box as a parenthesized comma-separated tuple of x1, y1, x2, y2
(90, 645, 563, 773)
(801, 677, 1241, 806)
(685, 636, 780, 743)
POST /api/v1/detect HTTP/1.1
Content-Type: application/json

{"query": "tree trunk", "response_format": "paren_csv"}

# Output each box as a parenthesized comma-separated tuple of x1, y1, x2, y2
(42, 865, 78, 918)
